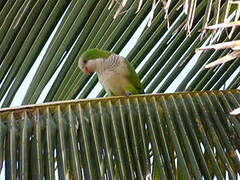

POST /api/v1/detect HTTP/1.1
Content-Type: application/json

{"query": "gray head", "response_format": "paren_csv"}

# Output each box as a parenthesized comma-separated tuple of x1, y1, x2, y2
(78, 48, 112, 75)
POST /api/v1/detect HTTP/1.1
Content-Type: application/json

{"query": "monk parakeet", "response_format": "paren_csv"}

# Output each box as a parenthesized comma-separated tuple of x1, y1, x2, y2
(78, 48, 144, 96)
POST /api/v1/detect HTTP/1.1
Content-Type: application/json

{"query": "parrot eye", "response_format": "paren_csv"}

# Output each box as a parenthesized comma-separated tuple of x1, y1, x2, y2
(83, 60, 87, 64)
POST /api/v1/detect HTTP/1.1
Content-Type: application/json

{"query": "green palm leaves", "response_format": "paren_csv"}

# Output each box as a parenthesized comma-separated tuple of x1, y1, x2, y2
(0, 0, 239, 107)
(0, 90, 239, 179)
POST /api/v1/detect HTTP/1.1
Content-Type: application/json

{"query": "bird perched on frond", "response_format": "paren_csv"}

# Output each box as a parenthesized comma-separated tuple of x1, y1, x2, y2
(78, 48, 144, 96)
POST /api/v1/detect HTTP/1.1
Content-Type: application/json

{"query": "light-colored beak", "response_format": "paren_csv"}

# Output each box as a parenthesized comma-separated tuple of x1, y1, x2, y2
(81, 66, 91, 75)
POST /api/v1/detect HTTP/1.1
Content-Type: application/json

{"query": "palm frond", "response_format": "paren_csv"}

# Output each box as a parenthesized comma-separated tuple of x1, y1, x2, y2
(0, 90, 240, 179)
(0, 0, 239, 107)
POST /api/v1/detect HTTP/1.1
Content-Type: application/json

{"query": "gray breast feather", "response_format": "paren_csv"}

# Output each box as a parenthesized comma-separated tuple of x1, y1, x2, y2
(103, 54, 122, 70)
(97, 55, 130, 95)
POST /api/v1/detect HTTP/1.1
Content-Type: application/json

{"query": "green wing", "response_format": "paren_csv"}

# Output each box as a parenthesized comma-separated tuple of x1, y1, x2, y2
(124, 59, 144, 94)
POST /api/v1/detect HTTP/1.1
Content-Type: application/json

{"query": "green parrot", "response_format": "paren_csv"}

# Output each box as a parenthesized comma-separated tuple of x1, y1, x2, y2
(78, 48, 144, 96)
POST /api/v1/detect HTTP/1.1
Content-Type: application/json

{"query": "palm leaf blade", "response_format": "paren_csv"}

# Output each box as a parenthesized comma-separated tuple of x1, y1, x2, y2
(0, 90, 239, 179)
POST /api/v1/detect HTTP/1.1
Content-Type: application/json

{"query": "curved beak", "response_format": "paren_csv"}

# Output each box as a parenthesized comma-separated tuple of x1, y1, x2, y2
(81, 66, 91, 75)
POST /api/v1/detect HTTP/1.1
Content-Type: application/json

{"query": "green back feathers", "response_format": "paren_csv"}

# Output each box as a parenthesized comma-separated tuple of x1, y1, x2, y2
(124, 60, 144, 93)
(81, 48, 112, 60)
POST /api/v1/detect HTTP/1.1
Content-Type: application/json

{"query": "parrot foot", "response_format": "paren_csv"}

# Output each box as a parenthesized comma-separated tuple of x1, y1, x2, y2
(124, 92, 132, 97)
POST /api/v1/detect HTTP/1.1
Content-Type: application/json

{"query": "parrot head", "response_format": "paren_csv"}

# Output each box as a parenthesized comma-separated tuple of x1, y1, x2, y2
(79, 48, 112, 75)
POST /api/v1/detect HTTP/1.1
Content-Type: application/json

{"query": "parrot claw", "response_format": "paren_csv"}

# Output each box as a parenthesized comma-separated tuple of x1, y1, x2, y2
(124, 92, 132, 97)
